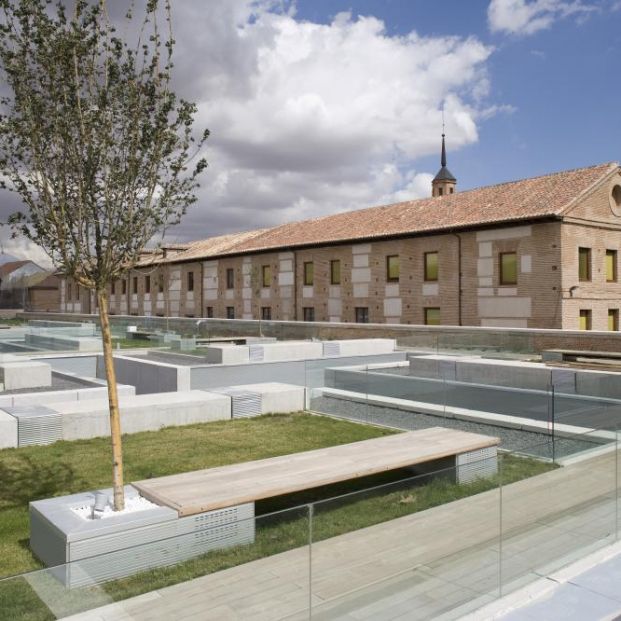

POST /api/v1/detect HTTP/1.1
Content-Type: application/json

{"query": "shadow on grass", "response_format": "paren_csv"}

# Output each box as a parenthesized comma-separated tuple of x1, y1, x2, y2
(0, 456, 83, 510)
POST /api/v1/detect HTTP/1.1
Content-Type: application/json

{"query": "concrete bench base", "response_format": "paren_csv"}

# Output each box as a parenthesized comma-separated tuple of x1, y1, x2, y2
(30, 486, 254, 587)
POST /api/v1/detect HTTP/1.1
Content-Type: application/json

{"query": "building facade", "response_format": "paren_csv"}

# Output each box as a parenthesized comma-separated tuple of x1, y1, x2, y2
(59, 160, 621, 331)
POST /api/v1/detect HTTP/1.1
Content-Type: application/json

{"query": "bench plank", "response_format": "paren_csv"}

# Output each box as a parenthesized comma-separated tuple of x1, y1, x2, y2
(133, 427, 499, 516)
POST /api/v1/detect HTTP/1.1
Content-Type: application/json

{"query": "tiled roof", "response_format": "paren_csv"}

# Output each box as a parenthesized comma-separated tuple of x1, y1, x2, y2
(0, 260, 32, 277)
(156, 162, 619, 265)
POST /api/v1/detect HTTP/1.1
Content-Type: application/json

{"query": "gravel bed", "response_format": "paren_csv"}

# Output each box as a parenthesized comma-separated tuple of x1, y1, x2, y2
(0, 372, 99, 395)
(310, 396, 607, 460)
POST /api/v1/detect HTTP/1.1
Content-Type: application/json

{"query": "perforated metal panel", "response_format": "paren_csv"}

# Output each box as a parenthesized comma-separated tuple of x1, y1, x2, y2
(64, 503, 255, 588)
(5, 406, 62, 447)
(323, 342, 341, 357)
(213, 388, 262, 418)
(249, 345, 264, 361)
(456, 446, 497, 484)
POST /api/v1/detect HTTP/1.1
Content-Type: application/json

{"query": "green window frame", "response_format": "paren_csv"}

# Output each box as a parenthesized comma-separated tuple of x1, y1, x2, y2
(424, 251, 438, 282)
(499, 252, 518, 286)
(226, 268, 235, 289)
(304, 262, 314, 286)
(262, 265, 272, 288)
(424, 307, 441, 326)
(606, 250, 617, 282)
(330, 260, 341, 285)
(579, 309, 592, 330)
(386, 255, 399, 282)
(578, 247, 591, 282)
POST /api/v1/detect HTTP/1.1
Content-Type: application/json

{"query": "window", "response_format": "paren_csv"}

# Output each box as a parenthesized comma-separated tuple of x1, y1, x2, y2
(579, 309, 592, 330)
(206, 306, 214, 318)
(609, 309, 619, 331)
(262, 265, 272, 287)
(226, 268, 235, 289)
(187, 271, 194, 292)
(122, 280, 127, 295)
(355, 307, 369, 323)
(499, 252, 517, 285)
(606, 250, 617, 282)
(424, 252, 438, 282)
(303, 307, 315, 322)
(261, 306, 271, 320)
(386, 255, 399, 282)
(578, 247, 591, 281)
(438, 187, 443, 196)
(330, 260, 341, 285)
(76, 285, 80, 298)
(67, 283, 72, 300)
(145, 275, 150, 294)
(111, 282, 116, 295)
(304, 262, 314, 286)
(185, 314, 195, 318)
(424, 307, 441, 325)
(226, 306, 235, 319)
(132, 277, 138, 294)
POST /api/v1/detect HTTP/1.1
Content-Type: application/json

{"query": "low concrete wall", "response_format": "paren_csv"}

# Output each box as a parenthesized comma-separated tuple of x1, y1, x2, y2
(408, 354, 621, 400)
(0, 383, 135, 409)
(327, 366, 621, 429)
(96, 354, 191, 395)
(22, 311, 621, 354)
(34, 354, 99, 377)
(25, 332, 101, 352)
(58, 390, 231, 440)
(190, 352, 407, 391)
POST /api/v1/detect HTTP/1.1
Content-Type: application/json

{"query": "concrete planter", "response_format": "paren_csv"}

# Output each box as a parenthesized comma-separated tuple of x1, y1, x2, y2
(30, 486, 254, 587)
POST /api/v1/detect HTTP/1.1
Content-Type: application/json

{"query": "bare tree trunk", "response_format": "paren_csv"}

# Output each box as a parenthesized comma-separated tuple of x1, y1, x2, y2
(97, 288, 125, 511)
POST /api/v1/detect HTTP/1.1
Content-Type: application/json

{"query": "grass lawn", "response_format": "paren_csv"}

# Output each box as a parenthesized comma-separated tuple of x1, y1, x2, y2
(0, 413, 556, 620)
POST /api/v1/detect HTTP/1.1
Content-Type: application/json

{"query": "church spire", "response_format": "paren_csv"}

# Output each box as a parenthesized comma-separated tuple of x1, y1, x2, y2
(432, 122, 457, 197)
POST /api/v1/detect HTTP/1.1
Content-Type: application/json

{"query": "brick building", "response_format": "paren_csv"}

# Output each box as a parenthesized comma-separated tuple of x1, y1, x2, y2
(59, 155, 621, 330)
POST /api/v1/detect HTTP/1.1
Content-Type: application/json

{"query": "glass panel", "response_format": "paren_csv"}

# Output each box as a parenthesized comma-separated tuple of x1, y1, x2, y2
(424, 251, 438, 281)
(578, 247, 591, 281)
(262, 264, 272, 287)
(386, 255, 399, 282)
(579, 309, 591, 330)
(0, 506, 311, 620)
(499, 252, 517, 285)
(311, 457, 501, 619)
(330, 260, 341, 285)
(424, 307, 441, 325)
(608, 309, 619, 331)
(304, 262, 314, 286)
(606, 250, 617, 282)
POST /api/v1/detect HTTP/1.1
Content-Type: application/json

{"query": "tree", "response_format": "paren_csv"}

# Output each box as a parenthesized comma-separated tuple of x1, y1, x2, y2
(0, 0, 208, 510)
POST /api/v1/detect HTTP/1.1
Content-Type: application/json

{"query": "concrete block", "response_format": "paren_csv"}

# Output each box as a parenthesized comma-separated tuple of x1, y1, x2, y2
(203, 345, 250, 364)
(328, 339, 396, 357)
(0, 360, 52, 390)
(261, 341, 323, 362)
(232, 382, 305, 414)
(0, 409, 17, 448)
(29, 486, 254, 586)
(59, 390, 231, 440)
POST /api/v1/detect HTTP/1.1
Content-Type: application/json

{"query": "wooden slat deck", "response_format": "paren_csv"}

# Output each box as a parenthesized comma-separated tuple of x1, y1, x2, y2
(133, 427, 499, 516)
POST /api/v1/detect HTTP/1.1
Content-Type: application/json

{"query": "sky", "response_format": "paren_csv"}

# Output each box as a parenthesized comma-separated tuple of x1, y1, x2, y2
(1, 0, 620, 263)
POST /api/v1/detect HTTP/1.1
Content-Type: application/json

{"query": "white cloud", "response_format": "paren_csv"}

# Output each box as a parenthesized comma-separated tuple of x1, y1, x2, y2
(1, 1, 503, 259)
(488, 0, 597, 36)
(165, 1, 498, 240)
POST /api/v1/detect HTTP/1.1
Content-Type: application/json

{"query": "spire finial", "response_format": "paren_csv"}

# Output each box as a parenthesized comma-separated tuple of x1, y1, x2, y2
(440, 107, 447, 167)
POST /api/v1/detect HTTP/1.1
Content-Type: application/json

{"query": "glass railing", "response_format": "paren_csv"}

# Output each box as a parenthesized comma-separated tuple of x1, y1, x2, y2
(2, 445, 618, 620)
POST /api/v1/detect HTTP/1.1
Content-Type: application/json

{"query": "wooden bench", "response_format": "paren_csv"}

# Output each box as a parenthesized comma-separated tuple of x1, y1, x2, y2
(134, 427, 500, 517)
